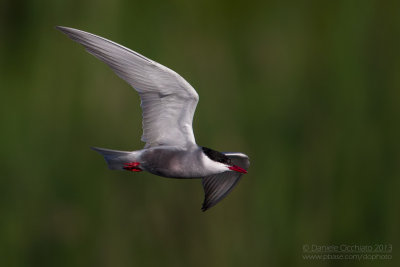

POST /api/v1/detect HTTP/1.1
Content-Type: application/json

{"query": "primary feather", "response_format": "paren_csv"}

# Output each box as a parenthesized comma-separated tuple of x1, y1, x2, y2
(56, 26, 199, 148)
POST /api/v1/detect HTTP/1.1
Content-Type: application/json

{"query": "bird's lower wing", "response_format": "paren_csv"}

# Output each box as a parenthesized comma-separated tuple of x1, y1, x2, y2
(201, 152, 250, 211)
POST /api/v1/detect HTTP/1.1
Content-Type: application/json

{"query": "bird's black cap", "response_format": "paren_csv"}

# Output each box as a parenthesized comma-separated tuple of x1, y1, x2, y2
(202, 147, 232, 165)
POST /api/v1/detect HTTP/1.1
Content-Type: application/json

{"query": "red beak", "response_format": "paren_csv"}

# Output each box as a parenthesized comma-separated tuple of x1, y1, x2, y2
(229, 165, 247, 174)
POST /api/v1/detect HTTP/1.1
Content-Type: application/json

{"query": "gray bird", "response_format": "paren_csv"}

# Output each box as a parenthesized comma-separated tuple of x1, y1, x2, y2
(57, 26, 250, 211)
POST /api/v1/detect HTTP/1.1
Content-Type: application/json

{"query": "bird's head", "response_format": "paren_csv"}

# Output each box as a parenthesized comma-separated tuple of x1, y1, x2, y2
(202, 147, 247, 174)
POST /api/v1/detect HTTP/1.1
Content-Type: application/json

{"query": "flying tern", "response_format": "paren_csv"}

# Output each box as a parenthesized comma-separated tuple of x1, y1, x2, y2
(57, 26, 250, 211)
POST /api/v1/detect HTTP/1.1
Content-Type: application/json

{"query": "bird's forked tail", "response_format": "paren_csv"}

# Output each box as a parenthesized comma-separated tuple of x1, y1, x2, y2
(91, 147, 141, 171)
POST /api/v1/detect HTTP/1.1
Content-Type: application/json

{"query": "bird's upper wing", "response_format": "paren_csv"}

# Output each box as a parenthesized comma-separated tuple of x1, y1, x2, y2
(201, 152, 250, 211)
(57, 26, 199, 148)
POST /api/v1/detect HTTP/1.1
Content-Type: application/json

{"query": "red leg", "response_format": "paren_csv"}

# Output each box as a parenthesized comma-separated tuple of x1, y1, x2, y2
(123, 162, 142, 172)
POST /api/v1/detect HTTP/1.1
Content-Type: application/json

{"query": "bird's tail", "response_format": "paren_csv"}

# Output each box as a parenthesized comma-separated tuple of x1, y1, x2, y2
(91, 147, 140, 170)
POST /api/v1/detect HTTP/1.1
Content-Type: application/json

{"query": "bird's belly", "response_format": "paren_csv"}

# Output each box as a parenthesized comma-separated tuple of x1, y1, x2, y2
(142, 159, 203, 178)
(140, 148, 205, 178)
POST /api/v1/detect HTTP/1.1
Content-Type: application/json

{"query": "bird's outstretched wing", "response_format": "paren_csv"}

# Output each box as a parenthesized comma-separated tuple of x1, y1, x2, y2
(57, 26, 199, 148)
(201, 153, 250, 211)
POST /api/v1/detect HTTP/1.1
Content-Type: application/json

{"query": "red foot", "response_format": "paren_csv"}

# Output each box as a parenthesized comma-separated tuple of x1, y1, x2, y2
(123, 162, 142, 172)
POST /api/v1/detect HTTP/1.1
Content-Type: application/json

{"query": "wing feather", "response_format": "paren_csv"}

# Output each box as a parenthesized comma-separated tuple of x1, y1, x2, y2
(201, 153, 250, 211)
(57, 26, 199, 147)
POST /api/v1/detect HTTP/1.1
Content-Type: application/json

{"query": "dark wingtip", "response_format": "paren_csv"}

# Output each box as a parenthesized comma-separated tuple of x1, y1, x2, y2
(55, 26, 79, 37)
(201, 202, 210, 212)
(55, 25, 67, 32)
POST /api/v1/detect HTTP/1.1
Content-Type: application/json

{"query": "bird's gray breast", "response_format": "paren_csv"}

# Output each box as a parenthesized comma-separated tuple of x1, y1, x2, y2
(140, 147, 204, 178)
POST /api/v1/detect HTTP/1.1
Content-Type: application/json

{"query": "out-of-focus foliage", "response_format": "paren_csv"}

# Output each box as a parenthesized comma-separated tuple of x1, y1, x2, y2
(0, 0, 399, 266)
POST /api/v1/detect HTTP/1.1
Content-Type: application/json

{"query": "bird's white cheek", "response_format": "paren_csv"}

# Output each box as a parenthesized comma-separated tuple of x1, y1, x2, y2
(201, 155, 228, 173)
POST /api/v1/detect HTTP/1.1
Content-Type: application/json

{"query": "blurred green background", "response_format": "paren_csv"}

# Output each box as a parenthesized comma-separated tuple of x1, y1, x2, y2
(1, 0, 399, 266)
